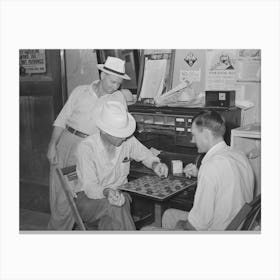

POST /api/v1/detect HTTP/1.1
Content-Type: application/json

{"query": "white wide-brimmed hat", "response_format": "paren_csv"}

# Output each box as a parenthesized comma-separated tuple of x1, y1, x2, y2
(97, 56, 131, 80)
(96, 101, 136, 138)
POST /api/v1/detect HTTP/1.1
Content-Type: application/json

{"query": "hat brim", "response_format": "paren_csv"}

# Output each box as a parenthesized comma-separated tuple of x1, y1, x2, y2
(97, 64, 131, 80)
(96, 113, 136, 138)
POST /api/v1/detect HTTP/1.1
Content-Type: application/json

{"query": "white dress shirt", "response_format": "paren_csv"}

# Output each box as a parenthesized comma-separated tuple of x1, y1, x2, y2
(188, 141, 254, 230)
(53, 80, 127, 135)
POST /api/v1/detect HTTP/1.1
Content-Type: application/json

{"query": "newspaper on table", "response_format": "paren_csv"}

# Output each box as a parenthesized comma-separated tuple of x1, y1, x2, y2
(154, 81, 191, 106)
(154, 80, 204, 107)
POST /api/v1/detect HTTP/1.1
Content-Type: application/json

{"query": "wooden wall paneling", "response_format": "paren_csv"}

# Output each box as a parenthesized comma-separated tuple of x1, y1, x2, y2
(20, 96, 54, 185)
(20, 50, 62, 186)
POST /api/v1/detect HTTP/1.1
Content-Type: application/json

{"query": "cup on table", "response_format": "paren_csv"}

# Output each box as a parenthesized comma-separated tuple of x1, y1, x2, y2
(171, 160, 183, 176)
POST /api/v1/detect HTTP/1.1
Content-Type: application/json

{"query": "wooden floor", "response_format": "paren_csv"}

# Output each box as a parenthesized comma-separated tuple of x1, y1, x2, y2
(20, 181, 51, 231)
(20, 208, 50, 231)
(19, 181, 154, 231)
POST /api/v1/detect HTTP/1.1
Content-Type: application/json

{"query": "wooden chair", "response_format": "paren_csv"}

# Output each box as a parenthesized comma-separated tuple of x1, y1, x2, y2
(56, 166, 86, 230)
(226, 194, 261, 231)
(56, 165, 153, 230)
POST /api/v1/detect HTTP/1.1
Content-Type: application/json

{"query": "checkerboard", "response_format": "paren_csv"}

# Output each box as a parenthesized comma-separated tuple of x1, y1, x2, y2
(118, 175, 196, 201)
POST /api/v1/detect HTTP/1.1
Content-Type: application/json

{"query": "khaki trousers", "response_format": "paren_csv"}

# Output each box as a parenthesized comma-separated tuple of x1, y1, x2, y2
(48, 130, 83, 230)
(75, 192, 136, 230)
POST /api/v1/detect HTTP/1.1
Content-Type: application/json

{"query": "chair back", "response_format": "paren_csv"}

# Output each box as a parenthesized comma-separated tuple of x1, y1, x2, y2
(56, 166, 86, 230)
(226, 194, 261, 230)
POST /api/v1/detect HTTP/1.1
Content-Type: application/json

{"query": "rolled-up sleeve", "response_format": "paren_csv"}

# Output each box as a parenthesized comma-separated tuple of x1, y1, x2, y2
(128, 137, 160, 169)
(76, 142, 104, 199)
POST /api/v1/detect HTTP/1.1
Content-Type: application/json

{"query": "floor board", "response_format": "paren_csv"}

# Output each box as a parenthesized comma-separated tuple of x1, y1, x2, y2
(20, 208, 50, 231)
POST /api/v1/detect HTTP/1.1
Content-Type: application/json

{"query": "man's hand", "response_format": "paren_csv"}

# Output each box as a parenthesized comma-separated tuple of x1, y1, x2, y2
(46, 126, 64, 165)
(47, 143, 58, 165)
(106, 189, 125, 207)
(183, 163, 198, 178)
(152, 162, 168, 178)
(175, 220, 187, 230)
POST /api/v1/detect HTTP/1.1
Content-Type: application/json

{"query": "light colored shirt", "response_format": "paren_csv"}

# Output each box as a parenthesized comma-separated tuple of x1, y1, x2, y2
(75, 133, 160, 199)
(188, 141, 254, 231)
(53, 80, 127, 135)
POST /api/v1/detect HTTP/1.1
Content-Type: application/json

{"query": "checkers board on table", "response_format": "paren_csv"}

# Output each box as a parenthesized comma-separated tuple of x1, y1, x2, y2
(118, 175, 196, 201)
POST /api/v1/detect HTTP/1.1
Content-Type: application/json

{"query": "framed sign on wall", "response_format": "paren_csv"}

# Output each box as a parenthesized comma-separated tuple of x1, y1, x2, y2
(19, 49, 46, 75)
(137, 49, 175, 104)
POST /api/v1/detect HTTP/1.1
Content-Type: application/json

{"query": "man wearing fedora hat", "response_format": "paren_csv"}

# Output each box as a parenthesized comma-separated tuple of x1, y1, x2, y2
(74, 101, 168, 230)
(46, 56, 132, 230)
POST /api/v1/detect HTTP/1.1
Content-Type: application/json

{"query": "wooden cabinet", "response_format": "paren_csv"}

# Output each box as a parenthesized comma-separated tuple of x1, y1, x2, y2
(231, 123, 261, 197)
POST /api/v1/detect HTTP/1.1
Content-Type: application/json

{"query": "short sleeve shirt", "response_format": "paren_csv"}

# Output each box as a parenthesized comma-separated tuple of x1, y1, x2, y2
(53, 80, 127, 135)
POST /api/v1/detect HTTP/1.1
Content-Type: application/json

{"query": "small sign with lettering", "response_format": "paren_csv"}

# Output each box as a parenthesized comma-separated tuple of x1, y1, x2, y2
(19, 49, 46, 74)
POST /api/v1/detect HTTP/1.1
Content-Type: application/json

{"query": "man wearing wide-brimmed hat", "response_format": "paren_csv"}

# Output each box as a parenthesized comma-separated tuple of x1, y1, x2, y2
(74, 101, 168, 230)
(46, 56, 132, 230)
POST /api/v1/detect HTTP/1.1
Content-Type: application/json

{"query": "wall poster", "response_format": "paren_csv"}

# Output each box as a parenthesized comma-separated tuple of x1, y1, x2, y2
(236, 49, 261, 82)
(137, 49, 175, 104)
(172, 49, 205, 95)
(19, 49, 46, 74)
(205, 49, 237, 90)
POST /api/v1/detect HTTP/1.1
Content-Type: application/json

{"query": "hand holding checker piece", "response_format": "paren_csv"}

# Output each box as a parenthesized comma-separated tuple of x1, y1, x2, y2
(183, 163, 198, 178)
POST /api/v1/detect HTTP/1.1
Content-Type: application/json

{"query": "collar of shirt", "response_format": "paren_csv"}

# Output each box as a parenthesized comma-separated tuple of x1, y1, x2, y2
(89, 80, 100, 97)
(97, 132, 122, 164)
(201, 141, 228, 165)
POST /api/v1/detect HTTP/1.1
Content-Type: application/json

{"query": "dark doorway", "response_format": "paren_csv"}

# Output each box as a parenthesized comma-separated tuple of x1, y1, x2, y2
(20, 50, 63, 187)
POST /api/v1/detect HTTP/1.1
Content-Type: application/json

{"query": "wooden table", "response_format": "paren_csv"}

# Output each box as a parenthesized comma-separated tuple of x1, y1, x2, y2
(119, 175, 196, 227)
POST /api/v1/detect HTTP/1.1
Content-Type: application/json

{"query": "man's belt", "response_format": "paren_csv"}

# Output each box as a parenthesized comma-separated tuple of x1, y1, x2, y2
(66, 125, 89, 138)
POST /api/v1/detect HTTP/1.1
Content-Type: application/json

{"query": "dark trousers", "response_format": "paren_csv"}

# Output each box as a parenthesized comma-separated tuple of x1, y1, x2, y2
(75, 192, 136, 230)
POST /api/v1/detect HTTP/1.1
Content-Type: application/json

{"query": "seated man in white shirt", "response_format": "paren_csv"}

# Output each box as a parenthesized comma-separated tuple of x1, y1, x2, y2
(74, 101, 168, 230)
(159, 110, 254, 231)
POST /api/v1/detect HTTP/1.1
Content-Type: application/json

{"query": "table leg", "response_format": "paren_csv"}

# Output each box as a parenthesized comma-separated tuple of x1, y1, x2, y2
(154, 202, 163, 227)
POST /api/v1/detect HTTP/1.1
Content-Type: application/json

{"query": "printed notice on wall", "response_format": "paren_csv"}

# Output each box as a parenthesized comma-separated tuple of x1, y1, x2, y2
(235, 49, 261, 81)
(205, 49, 237, 90)
(139, 58, 167, 99)
(19, 49, 46, 74)
(180, 69, 201, 83)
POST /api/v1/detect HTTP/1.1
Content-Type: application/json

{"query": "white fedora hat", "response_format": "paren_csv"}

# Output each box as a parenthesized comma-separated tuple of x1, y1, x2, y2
(96, 101, 136, 138)
(97, 56, 131, 80)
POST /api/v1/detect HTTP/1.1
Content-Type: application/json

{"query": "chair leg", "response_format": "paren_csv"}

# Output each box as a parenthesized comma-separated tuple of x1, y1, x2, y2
(72, 222, 81, 230)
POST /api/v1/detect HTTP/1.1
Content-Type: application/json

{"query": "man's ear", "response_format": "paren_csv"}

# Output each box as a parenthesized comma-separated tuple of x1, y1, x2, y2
(100, 72, 105, 80)
(203, 128, 212, 142)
